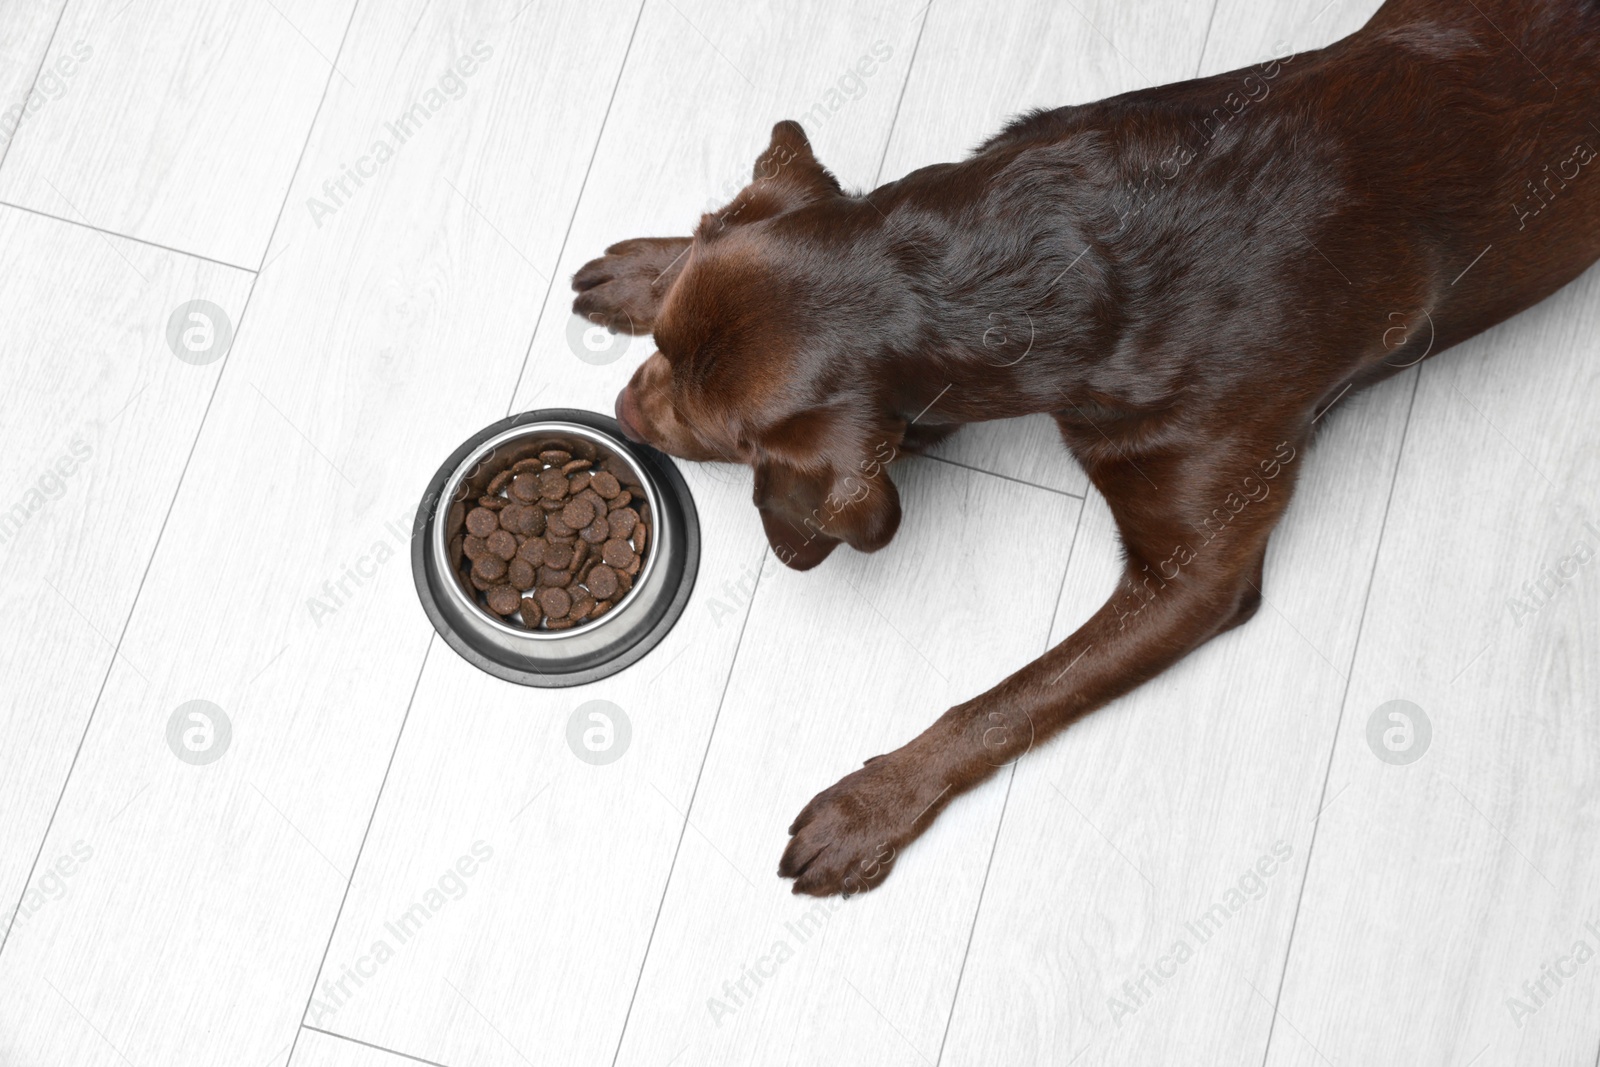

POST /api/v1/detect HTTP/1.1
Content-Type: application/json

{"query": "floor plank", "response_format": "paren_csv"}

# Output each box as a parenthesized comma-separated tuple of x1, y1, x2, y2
(613, 459, 1082, 1067)
(1264, 272, 1600, 1067)
(0, 203, 251, 954)
(0, 0, 66, 170)
(308, 2, 938, 1063)
(879, 0, 1219, 495)
(0, 3, 643, 1065)
(0, 0, 355, 268)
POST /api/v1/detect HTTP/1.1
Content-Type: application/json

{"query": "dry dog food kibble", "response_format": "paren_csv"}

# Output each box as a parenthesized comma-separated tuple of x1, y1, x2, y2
(588, 564, 619, 600)
(486, 585, 521, 616)
(486, 529, 517, 560)
(537, 469, 568, 499)
(510, 472, 541, 502)
(601, 537, 635, 569)
(561, 496, 595, 530)
(465, 507, 499, 538)
(590, 471, 621, 498)
(449, 435, 651, 630)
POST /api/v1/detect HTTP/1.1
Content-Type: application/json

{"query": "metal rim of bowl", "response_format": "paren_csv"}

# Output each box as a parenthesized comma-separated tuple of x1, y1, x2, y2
(411, 409, 699, 688)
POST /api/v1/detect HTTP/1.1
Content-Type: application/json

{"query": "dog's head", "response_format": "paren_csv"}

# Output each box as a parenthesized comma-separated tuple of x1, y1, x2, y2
(613, 120, 911, 570)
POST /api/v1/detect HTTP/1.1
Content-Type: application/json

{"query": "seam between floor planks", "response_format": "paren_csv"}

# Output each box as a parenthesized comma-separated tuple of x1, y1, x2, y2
(501, 0, 647, 418)
(1254, 367, 1423, 1067)
(285, 642, 438, 1067)
(303, 1023, 453, 1067)
(0, 0, 67, 176)
(607, 559, 766, 1067)
(0, 197, 260, 274)
(933, 495, 1093, 1065)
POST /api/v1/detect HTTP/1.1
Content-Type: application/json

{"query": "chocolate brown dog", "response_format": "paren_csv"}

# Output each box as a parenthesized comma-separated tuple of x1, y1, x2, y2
(572, 0, 1600, 896)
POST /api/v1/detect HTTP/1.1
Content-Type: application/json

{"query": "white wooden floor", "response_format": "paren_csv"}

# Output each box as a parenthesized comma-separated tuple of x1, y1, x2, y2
(1, 1, 1596, 1065)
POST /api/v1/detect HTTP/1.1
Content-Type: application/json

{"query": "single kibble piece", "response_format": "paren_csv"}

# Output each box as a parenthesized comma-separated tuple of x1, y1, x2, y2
(607, 490, 632, 511)
(561, 458, 589, 474)
(465, 507, 499, 538)
(477, 495, 507, 511)
(472, 555, 507, 582)
(542, 541, 573, 570)
(516, 537, 546, 566)
(587, 564, 619, 600)
(561, 497, 595, 530)
(590, 600, 612, 619)
(633, 521, 648, 554)
(546, 512, 575, 539)
(488, 468, 515, 495)
(486, 585, 521, 616)
(508, 558, 536, 590)
(568, 471, 591, 494)
(590, 471, 621, 499)
(519, 597, 542, 628)
(510, 472, 541, 502)
(538, 586, 571, 620)
(581, 515, 609, 543)
(570, 593, 596, 621)
(602, 537, 635, 568)
(486, 529, 517, 560)
(607, 507, 638, 538)
(537, 468, 569, 500)
(539, 449, 572, 466)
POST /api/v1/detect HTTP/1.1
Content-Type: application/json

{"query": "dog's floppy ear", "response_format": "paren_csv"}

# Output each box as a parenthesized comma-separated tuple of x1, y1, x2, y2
(699, 120, 843, 237)
(752, 408, 903, 571)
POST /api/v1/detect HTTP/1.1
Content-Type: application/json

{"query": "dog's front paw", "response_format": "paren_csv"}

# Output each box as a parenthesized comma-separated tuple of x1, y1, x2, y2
(778, 756, 944, 897)
(570, 236, 690, 335)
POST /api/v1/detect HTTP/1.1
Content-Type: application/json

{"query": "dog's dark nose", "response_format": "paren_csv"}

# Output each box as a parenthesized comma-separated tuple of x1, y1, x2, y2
(614, 385, 645, 442)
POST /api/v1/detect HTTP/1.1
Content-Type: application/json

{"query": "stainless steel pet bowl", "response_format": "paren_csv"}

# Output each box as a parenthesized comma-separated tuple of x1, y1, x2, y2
(412, 409, 699, 687)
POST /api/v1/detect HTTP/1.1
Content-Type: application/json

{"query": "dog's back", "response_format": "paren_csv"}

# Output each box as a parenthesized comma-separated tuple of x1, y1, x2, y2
(974, 0, 1600, 365)
(1349, 0, 1600, 344)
